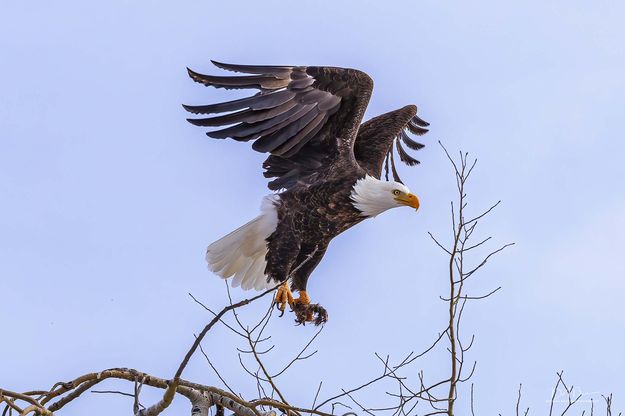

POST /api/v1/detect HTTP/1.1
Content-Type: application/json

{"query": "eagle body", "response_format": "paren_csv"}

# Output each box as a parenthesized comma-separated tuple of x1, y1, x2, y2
(267, 176, 365, 292)
(184, 61, 428, 321)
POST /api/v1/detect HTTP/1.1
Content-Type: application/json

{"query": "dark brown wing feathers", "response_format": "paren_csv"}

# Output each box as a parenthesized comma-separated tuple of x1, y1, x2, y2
(400, 130, 425, 150)
(182, 90, 296, 114)
(353, 105, 428, 180)
(184, 61, 373, 190)
(184, 61, 426, 188)
(396, 138, 420, 166)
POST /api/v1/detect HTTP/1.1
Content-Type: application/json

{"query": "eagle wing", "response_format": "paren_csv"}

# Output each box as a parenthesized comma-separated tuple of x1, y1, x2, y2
(184, 61, 374, 190)
(353, 105, 429, 182)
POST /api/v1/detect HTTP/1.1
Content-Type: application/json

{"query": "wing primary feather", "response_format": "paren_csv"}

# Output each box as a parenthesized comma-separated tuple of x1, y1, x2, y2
(187, 68, 289, 90)
(252, 106, 319, 153)
(396, 139, 420, 166)
(400, 130, 425, 150)
(411, 114, 430, 127)
(182, 90, 295, 114)
(407, 122, 429, 136)
(186, 108, 252, 127)
(384, 151, 390, 181)
(206, 104, 306, 139)
(211, 60, 293, 75)
(195, 100, 299, 127)
(279, 114, 329, 158)
(272, 112, 326, 156)
(267, 170, 299, 190)
(389, 148, 403, 184)
(234, 109, 312, 143)
(226, 104, 315, 145)
(241, 100, 299, 124)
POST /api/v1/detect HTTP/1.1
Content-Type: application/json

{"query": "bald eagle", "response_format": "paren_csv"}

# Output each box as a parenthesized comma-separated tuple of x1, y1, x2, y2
(184, 61, 428, 324)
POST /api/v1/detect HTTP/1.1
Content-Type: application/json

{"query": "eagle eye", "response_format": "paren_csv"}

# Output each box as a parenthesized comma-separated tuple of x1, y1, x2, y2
(392, 189, 401, 196)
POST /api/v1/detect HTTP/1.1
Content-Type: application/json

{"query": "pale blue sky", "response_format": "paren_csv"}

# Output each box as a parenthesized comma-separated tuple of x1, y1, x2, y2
(2, 1, 624, 414)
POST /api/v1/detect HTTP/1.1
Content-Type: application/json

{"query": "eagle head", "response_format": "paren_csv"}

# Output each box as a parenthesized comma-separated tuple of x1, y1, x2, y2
(350, 175, 420, 217)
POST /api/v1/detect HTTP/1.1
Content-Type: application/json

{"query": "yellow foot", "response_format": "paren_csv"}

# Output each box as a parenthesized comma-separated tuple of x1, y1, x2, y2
(293, 291, 311, 307)
(274, 281, 294, 313)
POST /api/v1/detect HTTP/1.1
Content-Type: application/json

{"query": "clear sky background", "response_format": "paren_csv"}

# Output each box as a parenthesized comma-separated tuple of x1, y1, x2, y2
(2, 0, 624, 414)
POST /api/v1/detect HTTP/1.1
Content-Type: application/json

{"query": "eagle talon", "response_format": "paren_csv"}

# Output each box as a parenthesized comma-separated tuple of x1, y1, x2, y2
(274, 281, 294, 314)
(292, 292, 328, 326)
(293, 304, 328, 326)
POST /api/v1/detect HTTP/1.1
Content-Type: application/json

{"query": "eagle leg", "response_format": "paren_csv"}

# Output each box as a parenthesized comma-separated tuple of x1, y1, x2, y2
(293, 290, 311, 306)
(274, 281, 294, 316)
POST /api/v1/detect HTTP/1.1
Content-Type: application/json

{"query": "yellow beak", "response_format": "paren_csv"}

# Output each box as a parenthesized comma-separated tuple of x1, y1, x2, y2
(395, 193, 420, 210)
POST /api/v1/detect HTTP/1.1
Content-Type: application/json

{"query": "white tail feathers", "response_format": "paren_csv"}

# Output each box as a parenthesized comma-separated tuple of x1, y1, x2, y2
(206, 196, 279, 291)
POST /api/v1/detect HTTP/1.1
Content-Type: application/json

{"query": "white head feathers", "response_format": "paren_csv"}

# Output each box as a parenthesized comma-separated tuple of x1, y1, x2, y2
(350, 175, 413, 217)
